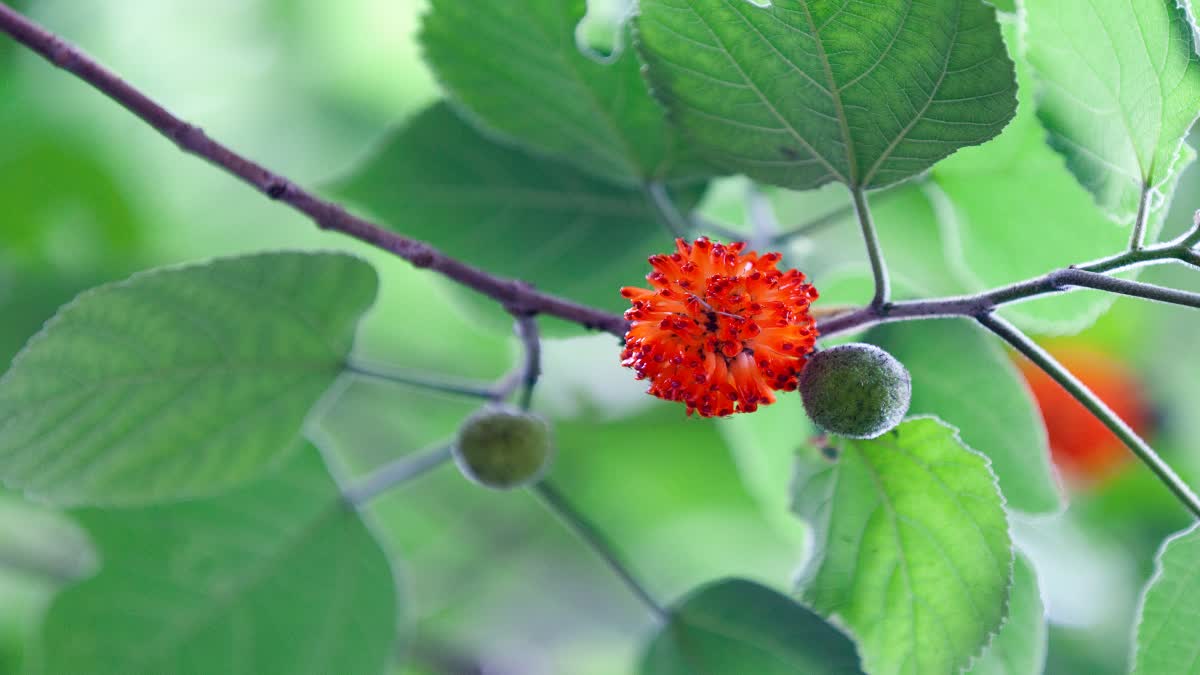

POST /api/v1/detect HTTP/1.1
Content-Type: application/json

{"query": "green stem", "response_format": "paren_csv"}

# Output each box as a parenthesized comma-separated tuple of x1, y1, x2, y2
(851, 187, 891, 308)
(978, 313, 1200, 519)
(513, 314, 541, 410)
(344, 445, 454, 507)
(345, 361, 497, 399)
(1129, 184, 1153, 251)
(531, 480, 668, 621)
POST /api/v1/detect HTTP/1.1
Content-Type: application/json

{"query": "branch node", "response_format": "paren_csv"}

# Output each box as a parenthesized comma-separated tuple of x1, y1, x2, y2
(169, 123, 205, 151)
(46, 36, 76, 68)
(410, 250, 435, 269)
(265, 180, 288, 200)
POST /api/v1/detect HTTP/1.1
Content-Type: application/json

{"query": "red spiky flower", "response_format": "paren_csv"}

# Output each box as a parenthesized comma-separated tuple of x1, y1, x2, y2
(621, 238, 819, 417)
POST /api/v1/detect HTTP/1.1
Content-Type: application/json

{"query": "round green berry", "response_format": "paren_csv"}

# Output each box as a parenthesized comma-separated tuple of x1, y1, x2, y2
(453, 407, 554, 489)
(799, 343, 911, 439)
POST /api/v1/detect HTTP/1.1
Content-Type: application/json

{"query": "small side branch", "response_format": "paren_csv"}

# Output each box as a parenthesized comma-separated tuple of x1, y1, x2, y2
(531, 480, 668, 621)
(344, 445, 454, 507)
(851, 187, 891, 308)
(978, 313, 1200, 519)
(345, 360, 498, 399)
(493, 313, 542, 409)
(818, 227, 1200, 339)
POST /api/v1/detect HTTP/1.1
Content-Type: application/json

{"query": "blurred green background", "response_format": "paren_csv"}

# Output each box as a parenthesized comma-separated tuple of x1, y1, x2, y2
(2, 1, 1200, 673)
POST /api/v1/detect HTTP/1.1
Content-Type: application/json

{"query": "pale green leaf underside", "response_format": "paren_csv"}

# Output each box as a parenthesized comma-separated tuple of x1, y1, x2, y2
(33, 448, 398, 675)
(1024, 0, 1200, 221)
(933, 17, 1190, 334)
(1132, 522, 1200, 675)
(635, 0, 1018, 190)
(421, 0, 707, 185)
(967, 552, 1046, 675)
(336, 102, 700, 321)
(867, 319, 1060, 514)
(0, 252, 377, 506)
(640, 578, 865, 674)
(792, 417, 1012, 675)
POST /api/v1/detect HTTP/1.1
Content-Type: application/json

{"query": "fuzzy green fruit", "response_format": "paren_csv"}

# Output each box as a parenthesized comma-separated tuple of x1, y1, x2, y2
(453, 407, 554, 489)
(799, 343, 912, 439)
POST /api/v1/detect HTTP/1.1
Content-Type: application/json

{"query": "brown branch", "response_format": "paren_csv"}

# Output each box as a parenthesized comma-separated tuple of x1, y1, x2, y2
(0, 3, 628, 337)
(7, 4, 1200, 349)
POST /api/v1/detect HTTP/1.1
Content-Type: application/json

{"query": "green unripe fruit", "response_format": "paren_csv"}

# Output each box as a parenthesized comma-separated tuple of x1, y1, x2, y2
(453, 406, 554, 490)
(799, 343, 911, 439)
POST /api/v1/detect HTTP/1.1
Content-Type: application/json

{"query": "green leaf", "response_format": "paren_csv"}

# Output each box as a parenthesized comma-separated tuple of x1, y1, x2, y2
(421, 0, 706, 185)
(32, 447, 399, 675)
(932, 17, 1190, 333)
(792, 417, 1012, 675)
(0, 491, 94, 675)
(1024, 0, 1200, 221)
(867, 319, 1060, 514)
(640, 578, 865, 674)
(635, 0, 1018, 190)
(967, 553, 1047, 675)
(0, 252, 377, 506)
(717, 394, 811, 544)
(1131, 522, 1200, 675)
(335, 102, 698, 320)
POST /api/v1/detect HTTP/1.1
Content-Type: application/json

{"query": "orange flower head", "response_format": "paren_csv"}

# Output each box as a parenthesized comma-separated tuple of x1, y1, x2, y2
(621, 237, 819, 417)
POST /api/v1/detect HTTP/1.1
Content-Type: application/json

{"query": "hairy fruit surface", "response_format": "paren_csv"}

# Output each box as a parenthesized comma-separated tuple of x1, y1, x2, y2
(453, 407, 554, 490)
(800, 343, 912, 439)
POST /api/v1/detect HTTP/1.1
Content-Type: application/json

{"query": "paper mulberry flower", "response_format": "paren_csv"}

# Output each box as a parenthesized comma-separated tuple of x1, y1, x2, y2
(621, 238, 819, 417)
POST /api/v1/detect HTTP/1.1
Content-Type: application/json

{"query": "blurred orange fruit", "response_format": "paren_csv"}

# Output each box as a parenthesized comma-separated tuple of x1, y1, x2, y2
(1016, 345, 1153, 485)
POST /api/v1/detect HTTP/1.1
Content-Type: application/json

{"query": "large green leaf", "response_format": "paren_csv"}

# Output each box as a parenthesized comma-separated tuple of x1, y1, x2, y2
(967, 553, 1047, 675)
(1131, 523, 1200, 675)
(932, 17, 1189, 333)
(640, 578, 865, 674)
(32, 447, 399, 675)
(792, 417, 1012, 675)
(0, 252, 377, 505)
(1024, 0, 1200, 222)
(421, 0, 705, 185)
(336, 102, 696, 320)
(867, 319, 1060, 514)
(635, 0, 1018, 190)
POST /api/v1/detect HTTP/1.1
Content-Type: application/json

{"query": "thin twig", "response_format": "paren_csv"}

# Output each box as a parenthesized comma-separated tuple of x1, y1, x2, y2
(1183, 211, 1200, 248)
(818, 234, 1200, 338)
(0, 4, 627, 337)
(343, 445, 454, 507)
(345, 361, 498, 399)
(531, 480, 668, 621)
(851, 187, 891, 308)
(489, 313, 543, 408)
(978, 313, 1200, 519)
(512, 313, 541, 410)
